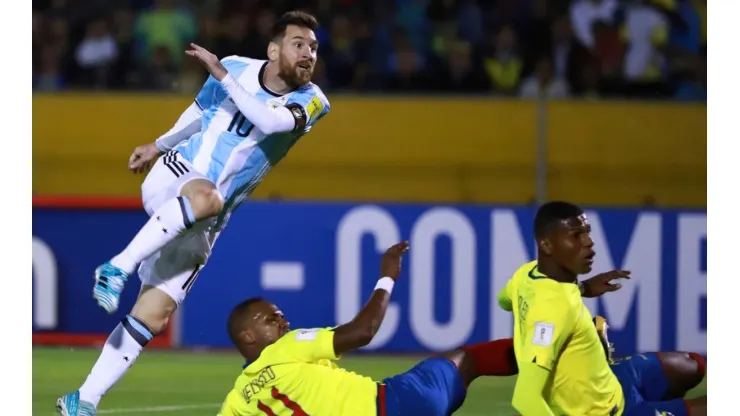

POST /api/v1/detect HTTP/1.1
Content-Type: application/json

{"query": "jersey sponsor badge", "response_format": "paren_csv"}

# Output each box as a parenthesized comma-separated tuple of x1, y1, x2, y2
(532, 322, 555, 346)
(295, 328, 320, 341)
(306, 95, 324, 120)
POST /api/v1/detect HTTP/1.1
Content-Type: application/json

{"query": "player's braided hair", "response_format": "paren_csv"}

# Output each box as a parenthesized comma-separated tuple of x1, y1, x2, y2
(533, 201, 584, 238)
(271, 11, 319, 40)
(227, 297, 265, 346)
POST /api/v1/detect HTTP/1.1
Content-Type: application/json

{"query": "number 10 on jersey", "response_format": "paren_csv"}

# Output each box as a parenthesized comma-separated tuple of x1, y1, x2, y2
(228, 112, 254, 137)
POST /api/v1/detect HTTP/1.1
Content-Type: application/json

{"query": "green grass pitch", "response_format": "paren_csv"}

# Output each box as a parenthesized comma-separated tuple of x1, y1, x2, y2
(33, 347, 706, 416)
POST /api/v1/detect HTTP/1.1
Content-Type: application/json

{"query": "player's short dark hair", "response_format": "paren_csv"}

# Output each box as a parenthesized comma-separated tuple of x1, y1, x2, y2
(226, 297, 265, 346)
(534, 201, 584, 238)
(271, 11, 318, 40)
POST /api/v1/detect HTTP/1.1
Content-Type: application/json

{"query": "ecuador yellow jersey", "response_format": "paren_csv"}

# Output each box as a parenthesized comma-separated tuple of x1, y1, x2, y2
(218, 328, 378, 416)
(502, 261, 625, 415)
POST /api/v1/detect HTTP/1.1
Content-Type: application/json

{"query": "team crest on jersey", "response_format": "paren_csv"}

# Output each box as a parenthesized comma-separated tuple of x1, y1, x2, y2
(267, 96, 289, 109)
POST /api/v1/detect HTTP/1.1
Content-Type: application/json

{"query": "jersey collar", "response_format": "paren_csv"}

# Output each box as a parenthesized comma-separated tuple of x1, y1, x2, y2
(528, 264, 547, 280)
(259, 61, 298, 97)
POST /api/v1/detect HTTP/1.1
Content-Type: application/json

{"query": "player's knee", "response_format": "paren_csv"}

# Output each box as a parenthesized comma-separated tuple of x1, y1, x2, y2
(130, 297, 177, 336)
(661, 352, 706, 392)
(150, 316, 170, 335)
(131, 311, 172, 336)
(188, 187, 224, 219)
(686, 352, 707, 381)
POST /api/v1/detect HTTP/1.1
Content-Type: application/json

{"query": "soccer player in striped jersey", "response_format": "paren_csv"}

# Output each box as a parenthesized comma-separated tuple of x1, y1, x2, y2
(56, 11, 330, 416)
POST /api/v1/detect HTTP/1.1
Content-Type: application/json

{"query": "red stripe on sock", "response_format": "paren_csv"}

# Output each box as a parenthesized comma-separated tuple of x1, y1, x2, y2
(377, 384, 387, 416)
(683, 398, 691, 416)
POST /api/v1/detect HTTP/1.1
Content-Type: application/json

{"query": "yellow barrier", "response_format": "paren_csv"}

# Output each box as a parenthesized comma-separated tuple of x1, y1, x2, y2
(33, 94, 706, 207)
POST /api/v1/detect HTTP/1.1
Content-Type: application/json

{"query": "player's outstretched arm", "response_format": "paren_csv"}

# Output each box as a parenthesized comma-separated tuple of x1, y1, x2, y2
(332, 242, 409, 356)
(580, 270, 630, 298)
(219, 74, 299, 135)
(186, 44, 301, 135)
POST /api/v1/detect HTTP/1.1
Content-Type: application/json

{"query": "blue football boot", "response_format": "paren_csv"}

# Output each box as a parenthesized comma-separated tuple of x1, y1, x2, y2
(56, 391, 97, 415)
(93, 262, 128, 313)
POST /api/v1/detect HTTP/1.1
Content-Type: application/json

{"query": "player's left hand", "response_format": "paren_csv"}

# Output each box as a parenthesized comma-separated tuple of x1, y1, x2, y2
(128, 143, 162, 173)
(580, 270, 631, 298)
(186, 43, 227, 81)
(380, 241, 410, 281)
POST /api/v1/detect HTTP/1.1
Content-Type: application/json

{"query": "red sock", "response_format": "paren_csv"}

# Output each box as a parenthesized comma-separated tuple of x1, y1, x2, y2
(461, 338, 518, 376)
(688, 352, 706, 377)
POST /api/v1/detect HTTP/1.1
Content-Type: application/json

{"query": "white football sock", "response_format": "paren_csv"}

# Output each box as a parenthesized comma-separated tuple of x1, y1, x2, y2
(78, 315, 154, 407)
(110, 196, 195, 274)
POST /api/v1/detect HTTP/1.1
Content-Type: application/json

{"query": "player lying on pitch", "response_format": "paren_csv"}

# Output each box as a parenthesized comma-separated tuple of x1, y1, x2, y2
(218, 241, 520, 416)
(57, 11, 331, 416)
(498, 201, 707, 416)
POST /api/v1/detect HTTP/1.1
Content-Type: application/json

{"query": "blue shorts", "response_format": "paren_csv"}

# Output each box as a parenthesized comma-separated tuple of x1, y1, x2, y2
(376, 356, 467, 416)
(611, 353, 688, 416)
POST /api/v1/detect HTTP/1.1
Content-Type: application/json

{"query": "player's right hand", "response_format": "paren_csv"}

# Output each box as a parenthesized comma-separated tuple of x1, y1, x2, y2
(380, 241, 410, 281)
(581, 269, 631, 298)
(128, 143, 162, 174)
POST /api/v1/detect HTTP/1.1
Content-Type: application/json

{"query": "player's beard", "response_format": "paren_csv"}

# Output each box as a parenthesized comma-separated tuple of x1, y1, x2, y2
(278, 54, 313, 87)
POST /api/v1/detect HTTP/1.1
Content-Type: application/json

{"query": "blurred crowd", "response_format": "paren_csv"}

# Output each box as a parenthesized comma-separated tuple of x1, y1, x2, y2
(33, 0, 707, 100)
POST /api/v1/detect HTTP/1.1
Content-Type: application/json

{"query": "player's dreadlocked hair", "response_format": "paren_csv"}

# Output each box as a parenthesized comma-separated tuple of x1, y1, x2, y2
(271, 11, 319, 40)
(227, 297, 265, 346)
(533, 201, 584, 238)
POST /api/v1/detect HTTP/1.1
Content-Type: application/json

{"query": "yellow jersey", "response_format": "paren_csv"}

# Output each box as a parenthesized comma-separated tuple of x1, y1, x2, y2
(501, 261, 624, 415)
(218, 328, 379, 416)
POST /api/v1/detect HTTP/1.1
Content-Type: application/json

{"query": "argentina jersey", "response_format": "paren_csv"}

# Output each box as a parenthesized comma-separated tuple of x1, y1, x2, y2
(174, 56, 330, 229)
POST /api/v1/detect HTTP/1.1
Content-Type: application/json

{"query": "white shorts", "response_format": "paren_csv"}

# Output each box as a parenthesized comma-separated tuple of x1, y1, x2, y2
(138, 151, 221, 305)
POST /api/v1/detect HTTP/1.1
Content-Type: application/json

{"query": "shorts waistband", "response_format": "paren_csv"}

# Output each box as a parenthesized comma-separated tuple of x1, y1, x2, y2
(376, 383, 387, 416)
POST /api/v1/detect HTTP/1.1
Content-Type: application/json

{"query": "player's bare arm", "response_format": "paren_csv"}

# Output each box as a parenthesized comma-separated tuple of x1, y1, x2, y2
(186, 43, 229, 81)
(332, 242, 409, 356)
(580, 269, 631, 298)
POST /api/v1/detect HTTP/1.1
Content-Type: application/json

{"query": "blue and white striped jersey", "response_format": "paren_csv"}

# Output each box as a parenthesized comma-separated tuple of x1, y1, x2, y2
(174, 56, 330, 228)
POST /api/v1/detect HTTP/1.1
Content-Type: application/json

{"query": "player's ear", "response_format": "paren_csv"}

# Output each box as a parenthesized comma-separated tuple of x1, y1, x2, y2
(242, 328, 256, 344)
(538, 237, 553, 256)
(267, 42, 279, 61)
